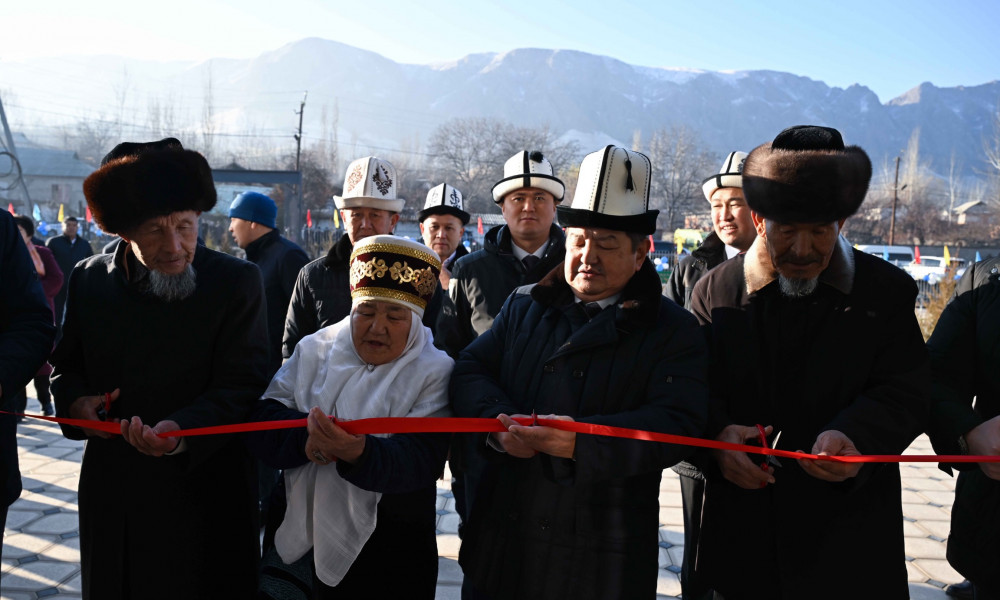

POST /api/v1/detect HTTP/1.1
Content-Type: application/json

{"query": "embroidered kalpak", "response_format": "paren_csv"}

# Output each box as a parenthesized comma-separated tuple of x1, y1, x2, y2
(349, 236, 442, 316)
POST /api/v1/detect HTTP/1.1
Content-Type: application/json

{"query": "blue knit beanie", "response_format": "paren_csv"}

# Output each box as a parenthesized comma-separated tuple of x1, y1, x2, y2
(229, 191, 277, 228)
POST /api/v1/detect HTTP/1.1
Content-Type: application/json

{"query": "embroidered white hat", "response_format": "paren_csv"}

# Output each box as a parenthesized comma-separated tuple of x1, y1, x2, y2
(701, 151, 747, 202)
(557, 145, 658, 235)
(334, 157, 404, 212)
(418, 183, 470, 224)
(491, 150, 565, 204)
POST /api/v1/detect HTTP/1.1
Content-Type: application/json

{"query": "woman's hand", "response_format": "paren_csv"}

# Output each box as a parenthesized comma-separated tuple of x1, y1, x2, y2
(304, 407, 366, 465)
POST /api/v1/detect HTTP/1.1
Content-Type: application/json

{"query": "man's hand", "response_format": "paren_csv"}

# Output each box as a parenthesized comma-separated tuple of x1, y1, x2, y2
(120, 416, 180, 457)
(964, 415, 1000, 480)
(68, 388, 120, 439)
(797, 430, 863, 482)
(712, 424, 776, 489)
(304, 407, 366, 465)
(497, 413, 576, 459)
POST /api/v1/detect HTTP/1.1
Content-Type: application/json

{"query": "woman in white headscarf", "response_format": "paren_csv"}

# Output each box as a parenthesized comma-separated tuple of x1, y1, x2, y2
(250, 235, 453, 599)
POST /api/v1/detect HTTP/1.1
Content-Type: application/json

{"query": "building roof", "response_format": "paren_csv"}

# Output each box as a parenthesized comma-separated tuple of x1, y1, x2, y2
(16, 146, 94, 178)
(954, 200, 987, 214)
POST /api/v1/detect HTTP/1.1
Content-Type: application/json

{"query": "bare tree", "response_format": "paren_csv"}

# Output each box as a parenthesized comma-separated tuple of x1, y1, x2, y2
(984, 102, 1000, 206)
(428, 117, 580, 214)
(60, 116, 115, 166)
(644, 126, 717, 231)
(112, 66, 132, 141)
(201, 64, 216, 163)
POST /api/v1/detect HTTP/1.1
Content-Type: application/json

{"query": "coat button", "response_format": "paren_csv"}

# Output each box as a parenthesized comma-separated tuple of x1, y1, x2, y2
(508, 512, 518, 522)
(572, 369, 584, 378)
(538, 518, 550, 530)
(543, 365, 555, 373)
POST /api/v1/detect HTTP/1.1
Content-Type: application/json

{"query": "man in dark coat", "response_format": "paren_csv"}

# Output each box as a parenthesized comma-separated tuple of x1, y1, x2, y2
(451, 145, 709, 600)
(45, 215, 94, 335)
(665, 151, 755, 309)
(927, 257, 1000, 598)
(447, 151, 566, 356)
(50, 138, 270, 600)
(663, 150, 756, 600)
(419, 183, 470, 357)
(0, 210, 56, 558)
(228, 190, 310, 375)
(283, 156, 441, 359)
(445, 151, 567, 559)
(690, 126, 928, 599)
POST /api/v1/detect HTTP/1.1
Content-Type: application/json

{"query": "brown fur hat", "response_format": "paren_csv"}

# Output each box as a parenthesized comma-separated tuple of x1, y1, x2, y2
(84, 146, 216, 235)
(743, 125, 871, 223)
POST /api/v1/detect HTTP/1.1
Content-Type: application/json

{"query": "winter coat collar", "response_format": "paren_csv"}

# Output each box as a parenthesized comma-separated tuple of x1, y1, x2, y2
(692, 231, 725, 263)
(530, 258, 663, 326)
(744, 234, 855, 296)
(245, 229, 280, 262)
(486, 223, 565, 260)
(322, 233, 354, 269)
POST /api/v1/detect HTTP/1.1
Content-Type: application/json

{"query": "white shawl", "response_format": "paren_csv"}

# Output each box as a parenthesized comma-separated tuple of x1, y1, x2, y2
(264, 313, 452, 586)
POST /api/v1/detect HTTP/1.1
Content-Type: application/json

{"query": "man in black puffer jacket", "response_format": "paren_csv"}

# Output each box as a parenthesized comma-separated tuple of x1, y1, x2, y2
(928, 256, 1000, 599)
(282, 156, 440, 359)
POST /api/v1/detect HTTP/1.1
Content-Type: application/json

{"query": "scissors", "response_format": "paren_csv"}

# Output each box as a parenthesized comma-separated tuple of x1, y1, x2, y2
(755, 424, 783, 471)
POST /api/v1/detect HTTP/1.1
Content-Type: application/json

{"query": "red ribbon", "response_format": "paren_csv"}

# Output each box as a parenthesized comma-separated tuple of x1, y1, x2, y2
(8, 411, 1000, 464)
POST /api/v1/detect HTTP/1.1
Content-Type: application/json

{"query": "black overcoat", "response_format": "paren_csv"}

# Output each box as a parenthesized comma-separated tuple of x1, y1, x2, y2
(51, 242, 270, 600)
(451, 260, 708, 599)
(690, 238, 928, 600)
(927, 257, 1000, 595)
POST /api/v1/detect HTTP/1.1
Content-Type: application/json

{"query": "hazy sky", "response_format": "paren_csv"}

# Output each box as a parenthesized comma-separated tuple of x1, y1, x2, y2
(4, 0, 998, 102)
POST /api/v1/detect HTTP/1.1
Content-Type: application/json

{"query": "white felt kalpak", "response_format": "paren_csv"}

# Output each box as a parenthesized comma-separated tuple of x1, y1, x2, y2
(335, 156, 405, 212)
(491, 150, 565, 203)
(557, 145, 658, 234)
(701, 151, 747, 202)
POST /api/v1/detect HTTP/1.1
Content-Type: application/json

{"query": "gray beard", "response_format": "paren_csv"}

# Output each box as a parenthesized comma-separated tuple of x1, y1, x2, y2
(147, 265, 197, 302)
(778, 275, 818, 298)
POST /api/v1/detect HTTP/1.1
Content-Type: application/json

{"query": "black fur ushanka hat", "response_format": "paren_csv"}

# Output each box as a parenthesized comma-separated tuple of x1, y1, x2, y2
(742, 125, 872, 224)
(84, 139, 217, 235)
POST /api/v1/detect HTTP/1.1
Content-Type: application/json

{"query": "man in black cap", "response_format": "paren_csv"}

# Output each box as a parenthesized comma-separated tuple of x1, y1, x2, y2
(51, 138, 269, 599)
(228, 190, 309, 376)
(451, 145, 708, 599)
(690, 126, 928, 599)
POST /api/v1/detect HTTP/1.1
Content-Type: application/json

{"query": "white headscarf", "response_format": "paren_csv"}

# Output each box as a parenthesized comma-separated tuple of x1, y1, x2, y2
(263, 306, 452, 586)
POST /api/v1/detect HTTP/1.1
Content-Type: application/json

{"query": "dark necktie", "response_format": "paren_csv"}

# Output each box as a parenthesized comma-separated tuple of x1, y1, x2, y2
(522, 255, 540, 271)
(581, 301, 603, 320)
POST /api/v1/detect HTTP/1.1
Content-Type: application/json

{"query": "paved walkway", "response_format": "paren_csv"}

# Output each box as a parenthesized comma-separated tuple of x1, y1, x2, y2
(2, 411, 964, 599)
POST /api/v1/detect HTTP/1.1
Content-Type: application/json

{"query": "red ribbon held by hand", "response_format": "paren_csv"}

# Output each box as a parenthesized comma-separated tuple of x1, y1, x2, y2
(7, 411, 1000, 465)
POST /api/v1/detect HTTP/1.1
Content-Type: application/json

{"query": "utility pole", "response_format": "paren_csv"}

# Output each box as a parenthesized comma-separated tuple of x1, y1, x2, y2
(293, 92, 307, 243)
(0, 94, 32, 214)
(888, 155, 900, 246)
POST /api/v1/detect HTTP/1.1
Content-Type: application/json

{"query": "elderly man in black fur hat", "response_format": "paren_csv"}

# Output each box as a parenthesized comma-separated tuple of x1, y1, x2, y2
(451, 145, 708, 599)
(50, 139, 270, 600)
(690, 126, 928, 599)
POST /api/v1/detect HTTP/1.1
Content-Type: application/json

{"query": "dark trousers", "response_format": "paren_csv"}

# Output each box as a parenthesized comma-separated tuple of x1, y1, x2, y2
(1, 503, 7, 562)
(679, 470, 710, 600)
